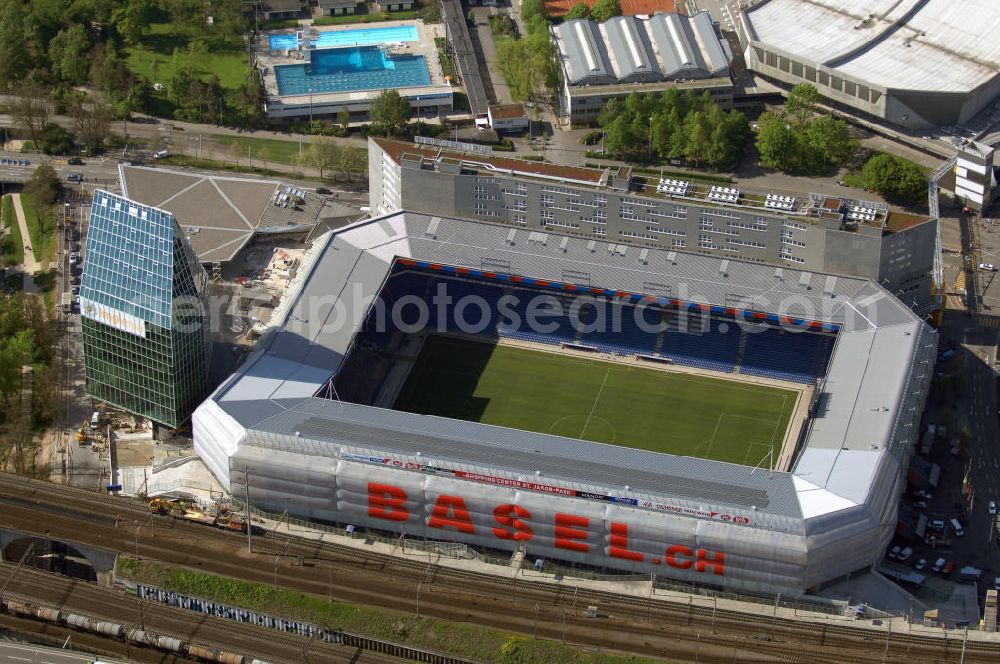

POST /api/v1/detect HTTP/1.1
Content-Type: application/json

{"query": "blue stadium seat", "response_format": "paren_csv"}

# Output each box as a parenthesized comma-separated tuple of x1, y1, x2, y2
(660, 315, 740, 373)
(739, 328, 833, 384)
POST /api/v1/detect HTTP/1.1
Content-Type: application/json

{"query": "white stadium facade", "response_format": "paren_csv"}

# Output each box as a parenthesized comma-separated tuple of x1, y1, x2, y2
(193, 211, 937, 595)
(741, 0, 1000, 129)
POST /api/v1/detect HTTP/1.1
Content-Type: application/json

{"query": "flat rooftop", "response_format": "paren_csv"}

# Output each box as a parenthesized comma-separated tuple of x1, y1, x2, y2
(119, 166, 326, 263)
(745, 0, 1000, 93)
(374, 138, 929, 231)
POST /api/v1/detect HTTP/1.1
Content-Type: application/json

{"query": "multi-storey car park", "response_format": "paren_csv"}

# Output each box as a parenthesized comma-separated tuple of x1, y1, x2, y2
(193, 209, 936, 596)
(740, 0, 1000, 130)
(368, 138, 942, 317)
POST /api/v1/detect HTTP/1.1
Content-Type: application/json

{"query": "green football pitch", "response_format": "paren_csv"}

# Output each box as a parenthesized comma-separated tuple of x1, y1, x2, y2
(393, 336, 799, 466)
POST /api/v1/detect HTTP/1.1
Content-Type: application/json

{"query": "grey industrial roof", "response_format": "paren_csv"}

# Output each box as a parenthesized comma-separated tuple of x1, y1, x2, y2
(554, 11, 731, 86)
(744, 0, 1000, 93)
(204, 211, 932, 529)
(119, 166, 325, 263)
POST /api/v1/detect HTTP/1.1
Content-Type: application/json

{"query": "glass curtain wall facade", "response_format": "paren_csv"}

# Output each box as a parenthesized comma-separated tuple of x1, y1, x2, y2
(81, 190, 211, 428)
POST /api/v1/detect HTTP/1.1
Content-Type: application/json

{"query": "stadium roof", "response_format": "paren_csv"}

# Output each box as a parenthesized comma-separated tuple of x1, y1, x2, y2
(744, 0, 1000, 93)
(118, 165, 328, 263)
(200, 211, 933, 533)
(553, 12, 730, 86)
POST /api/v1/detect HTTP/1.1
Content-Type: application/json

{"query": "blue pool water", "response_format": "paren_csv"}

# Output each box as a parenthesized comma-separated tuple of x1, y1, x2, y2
(269, 25, 419, 51)
(274, 46, 431, 96)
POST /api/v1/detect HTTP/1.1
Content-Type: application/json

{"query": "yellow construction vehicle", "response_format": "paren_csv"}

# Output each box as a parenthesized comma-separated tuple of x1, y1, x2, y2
(148, 498, 183, 516)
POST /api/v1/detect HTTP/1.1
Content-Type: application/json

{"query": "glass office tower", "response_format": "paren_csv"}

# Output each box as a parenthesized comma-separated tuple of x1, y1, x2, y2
(80, 190, 211, 429)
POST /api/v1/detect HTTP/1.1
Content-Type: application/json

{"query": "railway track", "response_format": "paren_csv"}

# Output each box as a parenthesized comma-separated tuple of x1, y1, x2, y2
(0, 564, 394, 664)
(1, 472, 998, 663)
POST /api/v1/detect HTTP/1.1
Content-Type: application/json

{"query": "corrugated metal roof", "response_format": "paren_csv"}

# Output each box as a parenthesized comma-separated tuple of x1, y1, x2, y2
(554, 12, 730, 86)
(745, 0, 1000, 93)
(601, 17, 660, 83)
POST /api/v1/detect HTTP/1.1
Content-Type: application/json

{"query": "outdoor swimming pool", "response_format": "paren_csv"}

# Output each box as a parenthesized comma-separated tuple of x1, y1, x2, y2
(268, 25, 420, 51)
(274, 46, 431, 96)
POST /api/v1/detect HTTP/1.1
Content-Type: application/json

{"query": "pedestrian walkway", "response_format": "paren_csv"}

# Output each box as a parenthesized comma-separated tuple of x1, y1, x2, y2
(10, 193, 40, 293)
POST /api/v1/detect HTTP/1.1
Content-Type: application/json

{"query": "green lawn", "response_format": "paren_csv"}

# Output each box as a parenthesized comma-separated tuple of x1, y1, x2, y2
(0, 195, 23, 267)
(314, 8, 421, 25)
(18, 193, 56, 267)
(394, 336, 797, 466)
(212, 134, 306, 165)
(125, 23, 249, 92)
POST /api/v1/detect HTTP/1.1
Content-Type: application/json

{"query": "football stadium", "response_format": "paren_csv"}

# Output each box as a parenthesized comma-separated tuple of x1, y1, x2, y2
(193, 211, 937, 595)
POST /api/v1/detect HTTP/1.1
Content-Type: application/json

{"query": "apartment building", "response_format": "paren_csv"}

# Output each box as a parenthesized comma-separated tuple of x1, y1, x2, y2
(369, 137, 941, 315)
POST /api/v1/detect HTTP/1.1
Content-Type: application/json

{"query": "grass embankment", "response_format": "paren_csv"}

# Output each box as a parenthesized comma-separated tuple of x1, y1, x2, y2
(155, 153, 310, 181)
(1, 194, 24, 267)
(116, 557, 664, 664)
(212, 134, 307, 166)
(19, 193, 57, 266)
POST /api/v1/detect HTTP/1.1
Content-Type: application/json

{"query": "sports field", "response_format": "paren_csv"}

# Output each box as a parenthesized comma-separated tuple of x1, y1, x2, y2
(393, 336, 799, 466)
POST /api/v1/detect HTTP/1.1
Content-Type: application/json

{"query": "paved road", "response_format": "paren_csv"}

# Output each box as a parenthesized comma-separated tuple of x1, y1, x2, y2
(0, 642, 122, 664)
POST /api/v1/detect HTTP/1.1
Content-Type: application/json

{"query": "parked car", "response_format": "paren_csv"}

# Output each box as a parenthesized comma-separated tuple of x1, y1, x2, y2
(897, 547, 913, 562)
(915, 558, 928, 571)
(979, 263, 996, 272)
(67, 157, 84, 165)
(994, 577, 1000, 591)
(153, 150, 169, 159)
(932, 557, 947, 573)
(915, 489, 933, 500)
(913, 500, 928, 509)
(70, 285, 79, 296)
(315, 187, 331, 195)
(68, 252, 78, 266)
(942, 561, 956, 576)
(888, 545, 902, 559)
(990, 500, 997, 516)
(928, 518, 946, 532)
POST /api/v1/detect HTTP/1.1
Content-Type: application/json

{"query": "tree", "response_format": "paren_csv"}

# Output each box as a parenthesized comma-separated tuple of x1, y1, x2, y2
(11, 83, 50, 150)
(337, 107, 351, 135)
(603, 115, 634, 158)
(862, 153, 927, 204)
(755, 112, 797, 170)
(66, 94, 113, 154)
(0, 1, 29, 88)
(683, 111, 710, 166)
(804, 115, 854, 167)
(521, 0, 546, 23)
(563, 2, 591, 20)
(111, 0, 151, 47)
(785, 82, 820, 127)
(237, 72, 266, 127)
(49, 25, 92, 86)
(40, 123, 74, 155)
(590, 0, 621, 22)
(24, 163, 60, 207)
(298, 136, 340, 179)
(369, 89, 412, 137)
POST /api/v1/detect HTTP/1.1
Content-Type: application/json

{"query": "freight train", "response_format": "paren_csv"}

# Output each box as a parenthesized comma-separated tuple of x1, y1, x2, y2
(0, 596, 269, 664)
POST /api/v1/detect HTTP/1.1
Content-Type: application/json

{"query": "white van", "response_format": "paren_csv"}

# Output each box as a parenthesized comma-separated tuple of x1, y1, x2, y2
(90, 411, 99, 430)
(950, 518, 964, 537)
